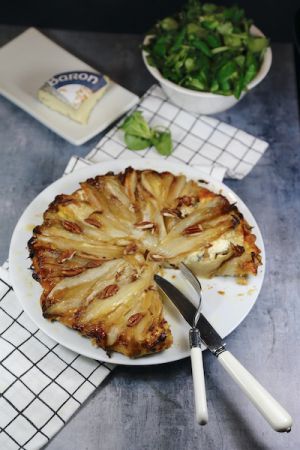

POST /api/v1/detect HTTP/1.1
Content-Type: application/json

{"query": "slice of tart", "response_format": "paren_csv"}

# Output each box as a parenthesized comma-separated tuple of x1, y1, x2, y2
(29, 168, 261, 358)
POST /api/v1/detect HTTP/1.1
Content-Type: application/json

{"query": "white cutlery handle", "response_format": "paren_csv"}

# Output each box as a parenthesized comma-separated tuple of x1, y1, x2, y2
(191, 347, 208, 425)
(218, 351, 292, 432)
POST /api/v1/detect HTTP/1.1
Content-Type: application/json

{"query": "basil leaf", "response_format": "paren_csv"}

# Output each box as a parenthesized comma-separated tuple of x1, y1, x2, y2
(235, 55, 245, 67)
(224, 34, 242, 48)
(187, 23, 202, 35)
(160, 17, 178, 31)
(171, 28, 186, 52)
(210, 79, 219, 92)
(119, 112, 152, 139)
(211, 46, 228, 54)
(187, 77, 206, 90)
(153, 36, 168, 58)
(193, 38, 212, 57)
(244, 64, 257, 85)
(120, 112, 173, 156)
(217, 61, 237, 82)
(202, 20, 219, 31)
(217, 22, 233, 35)
(185, 57, 196, 72)
(247, 37, 269, 53)
(125, 133, 151, 151)
(233, 76, 244, 99)
(206, 34, 221, 48)
(223, 6, 245, 24)
(152, 131, 173, 156)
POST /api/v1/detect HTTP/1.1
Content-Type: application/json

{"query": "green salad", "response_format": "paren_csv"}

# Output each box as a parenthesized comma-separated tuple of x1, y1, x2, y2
(143, 0, 269, 99)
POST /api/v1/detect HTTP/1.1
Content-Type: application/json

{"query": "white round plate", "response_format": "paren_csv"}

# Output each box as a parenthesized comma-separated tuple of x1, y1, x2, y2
(9, 159, 265, 365)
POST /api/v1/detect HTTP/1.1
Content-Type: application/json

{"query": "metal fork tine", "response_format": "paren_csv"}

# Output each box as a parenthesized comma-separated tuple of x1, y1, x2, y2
(179, 262, 202, 296)
(179, 262, 203, 327)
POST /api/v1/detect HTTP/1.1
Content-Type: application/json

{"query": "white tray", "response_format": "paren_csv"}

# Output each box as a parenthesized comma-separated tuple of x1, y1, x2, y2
(0, 28, 139, 145)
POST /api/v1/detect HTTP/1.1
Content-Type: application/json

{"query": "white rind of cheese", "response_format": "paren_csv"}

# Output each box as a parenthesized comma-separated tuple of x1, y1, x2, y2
(38, 76, 109, 125)
(184, 229, 244, 277)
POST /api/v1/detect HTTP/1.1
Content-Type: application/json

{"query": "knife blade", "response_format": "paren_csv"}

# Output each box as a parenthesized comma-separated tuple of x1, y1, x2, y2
(154, 274, 293, 432)
(154, 274, 226, 356)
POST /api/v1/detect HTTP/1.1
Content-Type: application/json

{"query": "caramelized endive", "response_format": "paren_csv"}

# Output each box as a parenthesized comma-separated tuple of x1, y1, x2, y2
(29, 168, 261, 357)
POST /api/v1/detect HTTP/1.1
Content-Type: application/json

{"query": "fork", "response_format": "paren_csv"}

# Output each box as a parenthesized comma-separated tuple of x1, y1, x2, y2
(179, 262, 208, 425)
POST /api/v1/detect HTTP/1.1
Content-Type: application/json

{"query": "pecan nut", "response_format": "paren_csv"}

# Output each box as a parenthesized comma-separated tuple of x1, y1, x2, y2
(127, 313, 144, 327)
(134, 221, 155, 230)
(62, 220, 82, 234)
(177, 196, 198, 207)
(124, 243, 138, 255)
(161, 208, 181, 218)
(182, 223, 203, 235)
(84, 217, 102, 228)
(98, 284, 119, 299)
(149, 254, 164, 261)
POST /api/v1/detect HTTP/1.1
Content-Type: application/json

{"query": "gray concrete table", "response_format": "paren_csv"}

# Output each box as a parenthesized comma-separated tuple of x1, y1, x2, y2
(1, 26, 299, 450)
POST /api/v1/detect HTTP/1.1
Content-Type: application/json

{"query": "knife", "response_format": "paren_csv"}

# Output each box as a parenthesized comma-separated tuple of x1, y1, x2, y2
(154, 274, 293, 432)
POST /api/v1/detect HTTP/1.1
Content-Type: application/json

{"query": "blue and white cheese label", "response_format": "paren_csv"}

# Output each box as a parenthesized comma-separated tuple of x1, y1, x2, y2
(46, 71, 107, 110)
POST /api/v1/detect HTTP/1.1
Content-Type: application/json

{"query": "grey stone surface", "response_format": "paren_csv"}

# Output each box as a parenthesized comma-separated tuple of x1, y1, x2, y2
(0, 26, 300, 449)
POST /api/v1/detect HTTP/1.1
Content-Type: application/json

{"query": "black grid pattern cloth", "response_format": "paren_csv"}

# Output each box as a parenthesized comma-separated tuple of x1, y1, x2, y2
(0, 269, 113, 450)
(0, 154, 226, 450)
(87, 85, 269, 180)
(0, 157, 115, 450)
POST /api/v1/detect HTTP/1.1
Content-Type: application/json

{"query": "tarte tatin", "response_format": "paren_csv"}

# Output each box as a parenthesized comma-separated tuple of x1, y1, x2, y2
(29, 168, 261, 357)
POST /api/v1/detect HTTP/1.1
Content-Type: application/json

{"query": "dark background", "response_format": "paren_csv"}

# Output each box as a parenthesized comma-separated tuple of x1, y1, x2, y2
(1, 0, 299, 41)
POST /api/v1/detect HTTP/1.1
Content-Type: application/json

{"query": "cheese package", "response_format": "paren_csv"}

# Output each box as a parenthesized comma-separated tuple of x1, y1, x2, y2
(38, 71, 109, 124)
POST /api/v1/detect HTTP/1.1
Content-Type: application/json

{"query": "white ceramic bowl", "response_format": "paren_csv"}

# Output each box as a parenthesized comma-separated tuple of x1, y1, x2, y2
(142, 25, 272, 115)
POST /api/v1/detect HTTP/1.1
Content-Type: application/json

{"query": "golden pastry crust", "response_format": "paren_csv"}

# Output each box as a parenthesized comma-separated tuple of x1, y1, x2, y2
(29, 168, 261, 357)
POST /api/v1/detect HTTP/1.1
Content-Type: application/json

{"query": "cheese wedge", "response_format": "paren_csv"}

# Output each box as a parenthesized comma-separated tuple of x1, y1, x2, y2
(38, 71, 109, 124)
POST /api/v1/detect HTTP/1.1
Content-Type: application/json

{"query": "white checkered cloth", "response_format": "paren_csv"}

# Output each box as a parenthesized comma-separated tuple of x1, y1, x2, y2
(87, 85, 268, 179)
(0, 268, 114, 450)
(0, 156, 118, 450)
(0, 158, 225, 450)
(0, 84, 269, 450)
